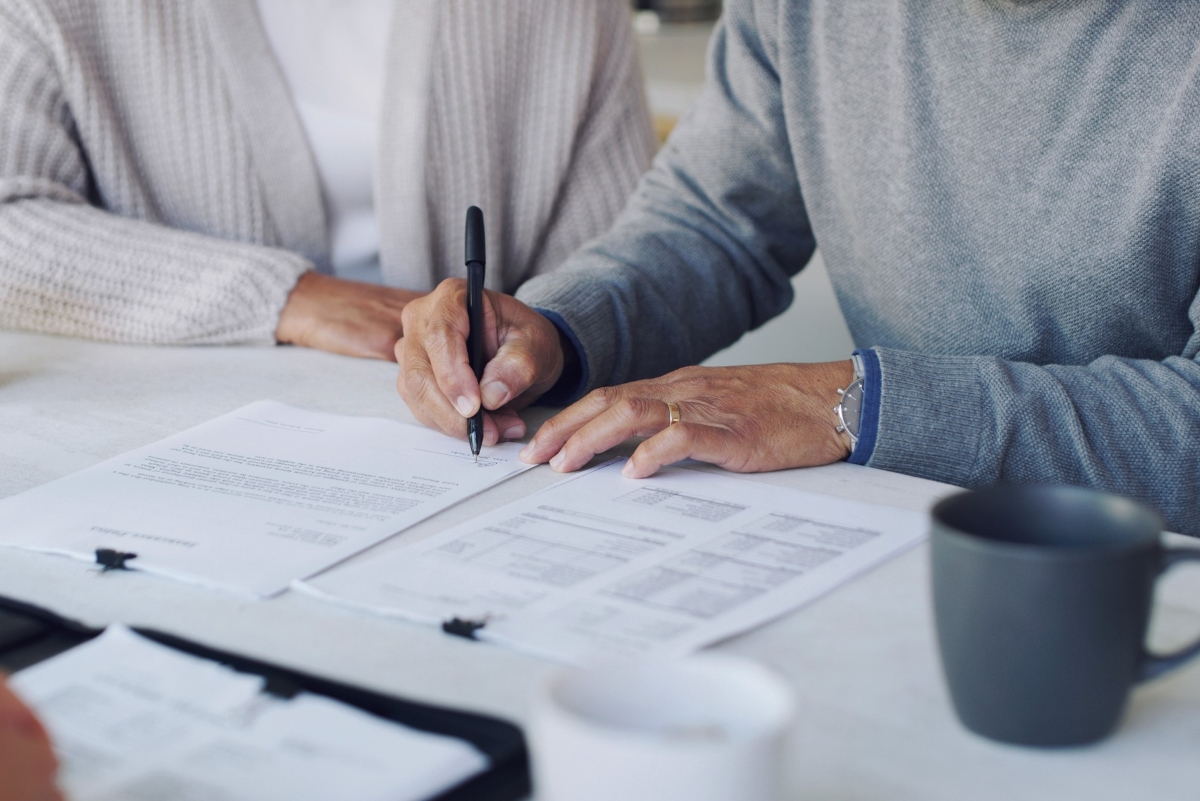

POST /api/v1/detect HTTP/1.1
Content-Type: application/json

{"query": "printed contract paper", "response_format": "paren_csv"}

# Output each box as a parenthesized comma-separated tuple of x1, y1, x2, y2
(9, 627, 486, 801)
(300, 461, 929, 662)
(0, 401, 533, 596)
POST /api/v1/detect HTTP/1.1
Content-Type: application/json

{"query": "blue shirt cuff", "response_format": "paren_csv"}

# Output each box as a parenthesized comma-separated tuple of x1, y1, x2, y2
(532, 308, 590, 406)
(848, 348, 881, 465)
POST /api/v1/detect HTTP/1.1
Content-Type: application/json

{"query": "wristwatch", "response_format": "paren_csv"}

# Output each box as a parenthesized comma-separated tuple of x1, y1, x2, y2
(834, 354, 866, 450)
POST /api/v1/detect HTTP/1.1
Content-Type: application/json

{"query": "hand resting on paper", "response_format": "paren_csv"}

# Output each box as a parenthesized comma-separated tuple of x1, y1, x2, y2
(519, 362, 856, 478)
(394, 278, 568, 448)
(0, 678, 62, 801)
(393, 280, 856, 476)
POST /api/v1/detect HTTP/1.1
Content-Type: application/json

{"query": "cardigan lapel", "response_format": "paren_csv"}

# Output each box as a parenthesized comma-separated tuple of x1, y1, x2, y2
(199, 0, 330, 272)
(376, 0, 440, 290)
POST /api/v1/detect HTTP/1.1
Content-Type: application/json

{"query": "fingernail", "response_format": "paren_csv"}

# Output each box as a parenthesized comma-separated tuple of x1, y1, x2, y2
(481, 380, 510, 409)
(456, 396, 473, 417)
(503, 426, 523, 440)
(621, 461, 634, 477)
(549, 451, 566, 470)
(519, 440, 536, 461)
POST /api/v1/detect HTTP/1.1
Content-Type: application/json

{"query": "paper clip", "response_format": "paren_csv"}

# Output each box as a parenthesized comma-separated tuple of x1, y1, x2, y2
(441, 617, 488, 640)
(94, 548, 138, 572)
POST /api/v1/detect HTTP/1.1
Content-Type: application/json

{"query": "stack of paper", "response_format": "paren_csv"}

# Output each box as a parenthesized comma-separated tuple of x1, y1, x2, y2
(9, 626, 487, 801)
(0, 401, 533, 596)
(299, 461, 929, 663)
(0, 401, 931, 665)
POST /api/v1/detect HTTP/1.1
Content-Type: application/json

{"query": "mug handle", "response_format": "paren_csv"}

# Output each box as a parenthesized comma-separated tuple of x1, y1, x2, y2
(1140, 547, 1200, 682)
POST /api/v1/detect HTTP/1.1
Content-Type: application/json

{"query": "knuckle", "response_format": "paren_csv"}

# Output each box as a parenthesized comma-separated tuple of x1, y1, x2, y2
(404, 363, 441, 408)
(436, 277, 466, 295)
(505, 349, 538, 385)
(671, 365, 706, 385)
(631, 397, 666, 427)
(407, 373, 433, 407)
(614, 397, 641, 423)
(537, 423, 563, 446)
(592, 385, 620, 406)
(400, 300, 423, 328)
(425, 325, 459, 359)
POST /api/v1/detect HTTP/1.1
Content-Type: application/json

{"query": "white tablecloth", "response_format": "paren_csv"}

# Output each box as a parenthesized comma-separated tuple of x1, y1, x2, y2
(2, 331, 1198, 799)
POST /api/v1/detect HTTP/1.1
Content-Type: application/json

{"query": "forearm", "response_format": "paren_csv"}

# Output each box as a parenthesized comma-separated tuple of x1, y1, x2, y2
(0, 199, 309, 345)
(867, 348, 1200, 534)
(0, 10, 310, 346)
(516, 0, 813, 396)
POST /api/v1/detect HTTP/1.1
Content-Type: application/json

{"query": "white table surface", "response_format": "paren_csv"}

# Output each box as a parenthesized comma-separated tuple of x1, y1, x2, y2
(1, 330, 1198, 800)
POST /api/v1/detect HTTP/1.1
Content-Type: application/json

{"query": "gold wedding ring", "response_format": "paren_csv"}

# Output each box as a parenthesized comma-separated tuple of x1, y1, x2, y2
(665, 401, 681, 427)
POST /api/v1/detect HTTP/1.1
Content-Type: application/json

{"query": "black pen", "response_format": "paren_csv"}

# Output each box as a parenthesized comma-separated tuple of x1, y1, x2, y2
(465, 206, 486, 462)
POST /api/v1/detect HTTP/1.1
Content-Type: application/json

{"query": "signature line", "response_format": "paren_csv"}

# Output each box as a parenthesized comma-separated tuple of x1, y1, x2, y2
(412, 448, 502, 465)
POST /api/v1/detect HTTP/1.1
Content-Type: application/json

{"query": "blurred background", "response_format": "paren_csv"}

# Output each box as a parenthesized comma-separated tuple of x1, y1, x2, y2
(632, 1, 856, 367)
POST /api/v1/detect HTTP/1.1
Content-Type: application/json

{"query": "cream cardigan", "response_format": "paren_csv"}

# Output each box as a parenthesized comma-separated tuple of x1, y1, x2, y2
(0, 0, 655, 344)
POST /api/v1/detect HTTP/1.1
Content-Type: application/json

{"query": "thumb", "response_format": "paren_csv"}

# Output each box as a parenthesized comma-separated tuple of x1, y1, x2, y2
(479, 337, 544, 410)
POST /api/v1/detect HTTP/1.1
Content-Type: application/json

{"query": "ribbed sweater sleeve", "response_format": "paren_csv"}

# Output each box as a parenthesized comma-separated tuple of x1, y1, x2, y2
(522, 0, 659, 279)
(421, 0, 655, 293)
(0, 4, 308, 345)
(868, 348, 1200, 535)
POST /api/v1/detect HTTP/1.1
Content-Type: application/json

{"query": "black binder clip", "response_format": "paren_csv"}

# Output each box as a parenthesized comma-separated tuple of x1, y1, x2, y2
(94, 548, 138, 573)
(442, 617, 488, 641)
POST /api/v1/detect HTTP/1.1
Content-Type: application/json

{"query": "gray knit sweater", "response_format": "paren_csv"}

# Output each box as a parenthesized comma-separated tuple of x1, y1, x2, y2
(0, 0, 655, 344)
(517, 0, 1200, 534)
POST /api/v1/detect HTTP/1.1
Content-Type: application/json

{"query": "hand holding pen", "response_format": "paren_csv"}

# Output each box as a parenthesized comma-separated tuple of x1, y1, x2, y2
(394, 208, 568, 450)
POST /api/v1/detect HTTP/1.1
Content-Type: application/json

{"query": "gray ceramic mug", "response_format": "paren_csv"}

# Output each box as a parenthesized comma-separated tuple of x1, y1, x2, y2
(931, 485, 1200, 747)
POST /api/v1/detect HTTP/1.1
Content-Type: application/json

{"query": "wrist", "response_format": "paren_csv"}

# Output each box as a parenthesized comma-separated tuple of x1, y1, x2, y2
(845, 349, 882, 466)
(275, 270, 321, 345)
(533, 308, 589, 406)
(555, 324, 578, 382)
(830, 359, 858, 460)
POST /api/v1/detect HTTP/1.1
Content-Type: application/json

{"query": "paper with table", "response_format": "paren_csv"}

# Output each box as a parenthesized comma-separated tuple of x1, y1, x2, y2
(0, 401, 533, 596)
(8, 626, 487, 801)
(299, 461, 929, 662)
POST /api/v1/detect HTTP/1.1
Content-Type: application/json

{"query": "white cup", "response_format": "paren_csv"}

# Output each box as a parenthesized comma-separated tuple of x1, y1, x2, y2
(529, 654, 795, 801)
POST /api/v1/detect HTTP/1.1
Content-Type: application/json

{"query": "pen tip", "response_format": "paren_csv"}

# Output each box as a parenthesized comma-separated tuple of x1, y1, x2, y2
(474, 454, 478, 463)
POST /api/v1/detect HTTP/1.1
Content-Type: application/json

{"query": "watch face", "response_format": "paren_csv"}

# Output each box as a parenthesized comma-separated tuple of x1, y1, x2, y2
(840, 379, 864, 438)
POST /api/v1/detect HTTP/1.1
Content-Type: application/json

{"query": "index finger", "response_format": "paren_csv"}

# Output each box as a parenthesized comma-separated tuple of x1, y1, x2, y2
(395, 339, 506, 446)
(519, 385, 631, 464)
(395, 334, 472, 437)
(547, 396, 675, 472)
(402, 282, 499, 419)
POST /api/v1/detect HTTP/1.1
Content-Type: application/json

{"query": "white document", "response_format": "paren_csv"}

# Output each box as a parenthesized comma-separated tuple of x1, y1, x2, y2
(299, 461, 929, 662)
(9, 626, 487, 801)
(0, 401, 533, 596)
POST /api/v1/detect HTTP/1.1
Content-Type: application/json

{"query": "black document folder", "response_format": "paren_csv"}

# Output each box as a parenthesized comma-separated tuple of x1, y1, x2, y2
(0, 595, 530, 801)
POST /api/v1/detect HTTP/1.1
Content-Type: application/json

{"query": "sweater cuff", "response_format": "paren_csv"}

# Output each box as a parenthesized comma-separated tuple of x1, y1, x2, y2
(515, 273, 618, 395)
(848, 348, 881, 465)
(532, 308, 590, 406)
(866, 347, 984, 487)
